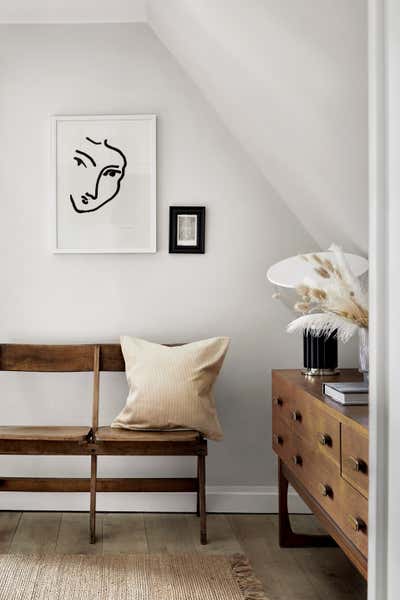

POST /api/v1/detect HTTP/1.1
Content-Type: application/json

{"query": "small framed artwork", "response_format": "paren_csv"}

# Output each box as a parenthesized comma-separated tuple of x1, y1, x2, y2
(169, 206, 206, 254)
(52, 114, 156, 253)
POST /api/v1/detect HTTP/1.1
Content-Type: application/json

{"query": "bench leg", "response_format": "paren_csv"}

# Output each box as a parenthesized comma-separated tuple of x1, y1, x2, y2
(198, 454, 207, 545)
(90, 455, 97, 544)
(196, 459, 200, 516)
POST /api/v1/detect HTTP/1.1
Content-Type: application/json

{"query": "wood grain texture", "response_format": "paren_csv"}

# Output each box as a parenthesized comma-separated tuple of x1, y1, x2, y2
(0, 344, 95, 372)
(92, 345, 100, 431)
(282, 462, 368, 579)
(0, 477, 198, 493)
(144, 514, 198, 554)
(0, 342, 181, 373)
(93, 441, 205, 456)
(0, 440, 92, 455)
(288, 390, 341, 467)
(286, 431, 369, 551)
(0, 512, 21, 552)
(288, 515, 368, 600)
(272, 370, 369, 580)
(56, 513, 103, 555)
(0, 426, 91, 441)
(90, 454, 97, 543)
(273, 369, 369, 432)
(10, 512, 61, 553)
(95, 427, 201, 442)
(341, 424, 369, 499)
(229, 514, 322, 600)
(198, 454, 207, 545)
(102, 513, 147, 554)
(278, 458, 336, 549)
(98, 343, 125, 371)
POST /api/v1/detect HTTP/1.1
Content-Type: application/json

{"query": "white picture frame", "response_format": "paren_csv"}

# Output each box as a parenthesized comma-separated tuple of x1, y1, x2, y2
(52, 114, 156, 253)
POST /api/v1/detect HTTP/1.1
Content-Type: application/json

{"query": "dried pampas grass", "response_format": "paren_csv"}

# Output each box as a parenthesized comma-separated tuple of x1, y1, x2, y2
(288, 245, 368, 342)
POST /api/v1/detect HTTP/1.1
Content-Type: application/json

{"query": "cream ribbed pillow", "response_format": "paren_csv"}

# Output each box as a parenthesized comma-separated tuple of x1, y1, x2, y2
(111, 336, 230, 441)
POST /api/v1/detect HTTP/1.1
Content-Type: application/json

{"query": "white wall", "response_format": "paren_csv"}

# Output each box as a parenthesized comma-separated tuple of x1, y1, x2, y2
(0, 0, 146, 24)
(148, 0, 369, 254)
(0, 22, 329, 510)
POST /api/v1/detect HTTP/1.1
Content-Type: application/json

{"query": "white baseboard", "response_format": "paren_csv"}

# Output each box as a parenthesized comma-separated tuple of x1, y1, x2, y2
(0, 485, 311, 513)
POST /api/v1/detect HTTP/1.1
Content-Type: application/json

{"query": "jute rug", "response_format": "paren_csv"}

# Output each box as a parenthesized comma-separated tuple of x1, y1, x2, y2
(0, 553, 268, 600)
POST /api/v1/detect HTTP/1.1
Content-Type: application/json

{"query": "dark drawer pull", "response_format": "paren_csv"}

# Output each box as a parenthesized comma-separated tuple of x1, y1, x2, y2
(347, 515, 367, 533)
(347, 456, 367, 473)
(318, 483, 332, 498)
(291, 410, 302, 422)
(273, 396, 283, 407)
(292, 454, 302, 466)
(272, 433, 283, 445)
(318, 433, 332, 447)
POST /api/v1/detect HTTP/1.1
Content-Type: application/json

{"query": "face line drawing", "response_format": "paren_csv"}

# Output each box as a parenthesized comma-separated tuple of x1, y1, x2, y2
(86, 136, 102, 145)
(75, 149, 96, 167)
(70, 137, 127, 214)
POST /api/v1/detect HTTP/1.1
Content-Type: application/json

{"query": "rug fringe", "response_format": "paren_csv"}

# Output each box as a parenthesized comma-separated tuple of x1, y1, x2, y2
(229, 554, 269, 600)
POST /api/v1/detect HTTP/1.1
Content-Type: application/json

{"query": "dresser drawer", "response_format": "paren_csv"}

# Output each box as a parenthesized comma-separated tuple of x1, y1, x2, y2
(341, 424, 369, 498)
(287, 434, 341, 522)
(284, 432, 315, 491)
(288, 433, 368, 559)
(272, 375, 294, 426)
(337, 479, 368, 557)
(290, 390, 340, 467)
(272, 417, 293, 463)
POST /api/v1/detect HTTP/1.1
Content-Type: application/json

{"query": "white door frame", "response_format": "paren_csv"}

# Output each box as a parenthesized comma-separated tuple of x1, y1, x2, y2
(368, 0, 388, 598)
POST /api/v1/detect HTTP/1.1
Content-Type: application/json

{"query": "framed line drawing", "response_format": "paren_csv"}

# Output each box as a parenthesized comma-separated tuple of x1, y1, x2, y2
(169, 206, 206, 253)
(52, 115, 156, 253)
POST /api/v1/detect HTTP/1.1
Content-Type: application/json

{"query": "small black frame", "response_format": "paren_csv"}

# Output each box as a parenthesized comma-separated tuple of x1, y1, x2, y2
(169, 206, 206, 254)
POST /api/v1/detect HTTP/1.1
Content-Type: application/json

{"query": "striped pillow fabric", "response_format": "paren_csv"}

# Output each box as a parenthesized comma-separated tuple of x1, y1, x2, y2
(111, 336, 230, 441)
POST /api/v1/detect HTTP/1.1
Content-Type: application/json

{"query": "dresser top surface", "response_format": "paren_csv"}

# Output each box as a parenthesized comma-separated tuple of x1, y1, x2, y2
(272, 369, 368, 431)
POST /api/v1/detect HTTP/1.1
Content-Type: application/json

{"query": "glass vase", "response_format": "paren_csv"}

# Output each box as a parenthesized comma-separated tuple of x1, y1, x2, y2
(358, 328, 369, 382)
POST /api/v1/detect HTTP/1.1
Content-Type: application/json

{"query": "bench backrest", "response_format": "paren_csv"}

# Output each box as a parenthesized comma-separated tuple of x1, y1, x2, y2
(0, 344, 125, 372)
(0, 343, 180, 431)
(0, 344, 126, 430)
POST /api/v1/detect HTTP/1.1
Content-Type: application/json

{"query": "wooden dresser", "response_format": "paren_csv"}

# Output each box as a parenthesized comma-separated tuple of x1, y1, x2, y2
(272, 369, 368, 579)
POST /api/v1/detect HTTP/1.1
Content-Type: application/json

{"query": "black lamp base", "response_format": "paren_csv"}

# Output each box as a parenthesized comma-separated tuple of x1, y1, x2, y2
(303, 331, 338, 376)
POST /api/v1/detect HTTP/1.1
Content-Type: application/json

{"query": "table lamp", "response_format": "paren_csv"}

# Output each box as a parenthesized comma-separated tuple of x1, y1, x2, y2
(267, 251, 369, 375)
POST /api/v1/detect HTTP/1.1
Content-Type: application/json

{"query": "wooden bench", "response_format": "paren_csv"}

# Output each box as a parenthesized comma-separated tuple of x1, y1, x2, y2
(0, 343, 208, 544)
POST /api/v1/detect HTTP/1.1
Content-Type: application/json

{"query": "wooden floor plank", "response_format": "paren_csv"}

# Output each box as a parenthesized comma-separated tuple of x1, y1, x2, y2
(1, 511, 367, 600)
(189, 514, 243, 555)
(229, 514, 337, 600)
(0, 512, 21, 552)
(56, 512, 103, 555)
(102, 513, 147, 554)
(144, 514, 198, 553)
(10, 512, 61, 553)
(290, 515, 367, 599)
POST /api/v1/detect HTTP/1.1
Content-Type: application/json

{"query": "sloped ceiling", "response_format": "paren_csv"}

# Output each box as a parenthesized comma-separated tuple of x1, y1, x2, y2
(0, 0, 368, 253)
(147, 0, 368, 254)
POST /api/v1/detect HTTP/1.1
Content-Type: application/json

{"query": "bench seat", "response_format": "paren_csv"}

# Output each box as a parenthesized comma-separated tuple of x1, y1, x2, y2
(94, 427, 201, 443)
(0, 426, 91, 442)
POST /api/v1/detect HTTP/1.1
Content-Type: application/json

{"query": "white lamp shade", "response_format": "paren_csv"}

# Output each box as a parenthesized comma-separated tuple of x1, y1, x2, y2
(267, 252, 368, 289)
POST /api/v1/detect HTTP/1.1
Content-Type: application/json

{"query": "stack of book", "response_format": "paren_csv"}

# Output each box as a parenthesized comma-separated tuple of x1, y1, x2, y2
(323, 381, 369, 405)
